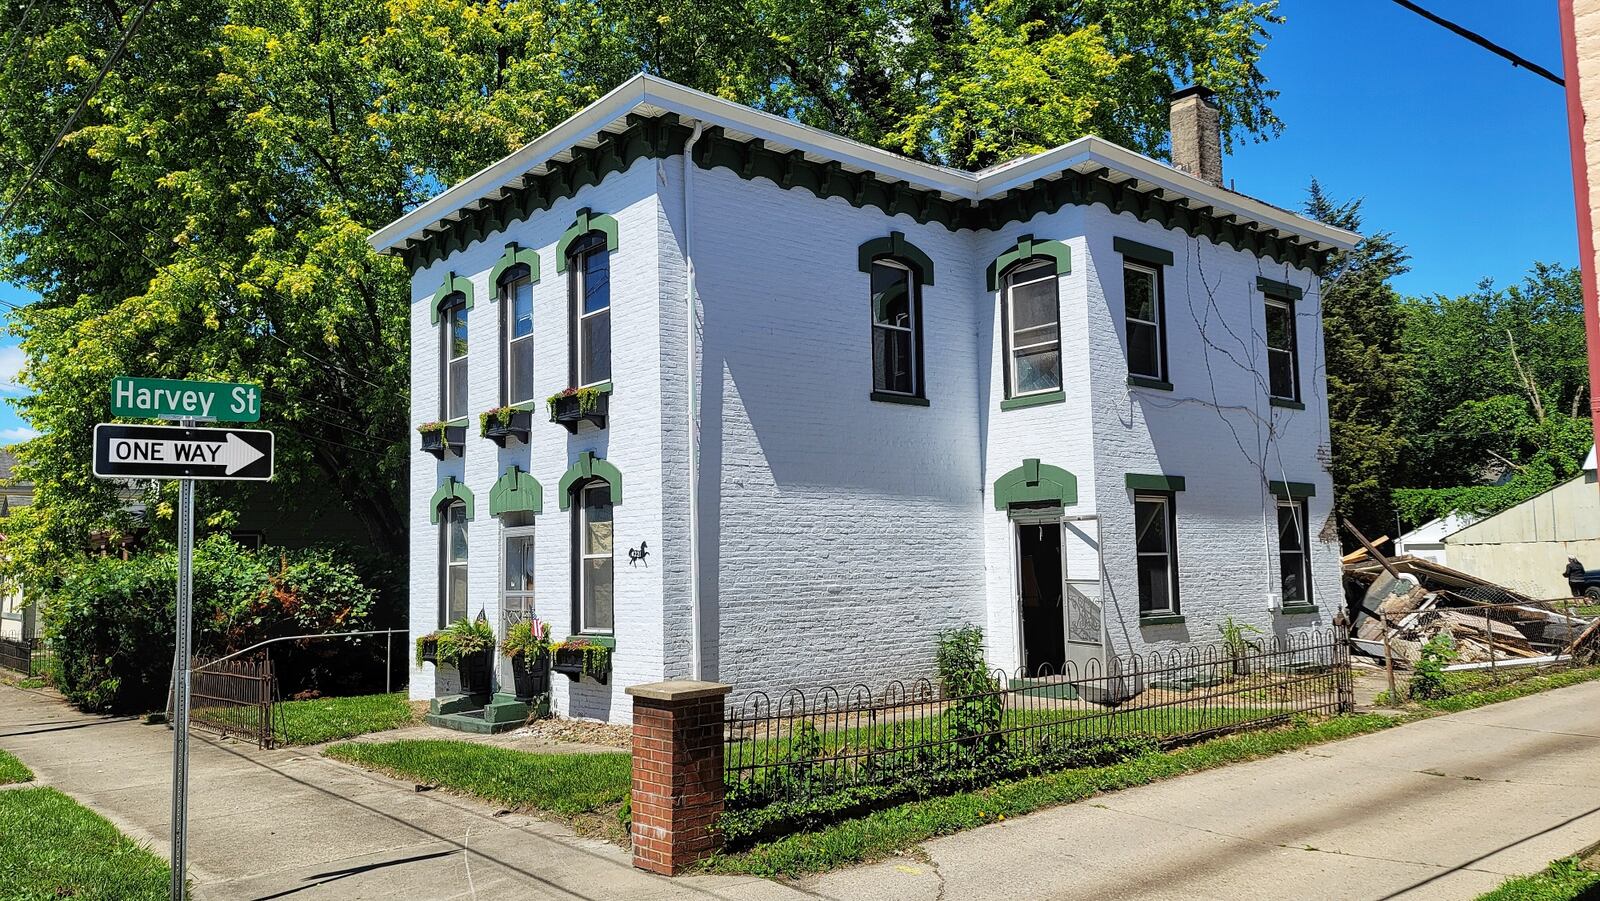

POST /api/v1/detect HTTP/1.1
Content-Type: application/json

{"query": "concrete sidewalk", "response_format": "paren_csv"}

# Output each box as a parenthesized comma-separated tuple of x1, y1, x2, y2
(5, 680, 1600, 899)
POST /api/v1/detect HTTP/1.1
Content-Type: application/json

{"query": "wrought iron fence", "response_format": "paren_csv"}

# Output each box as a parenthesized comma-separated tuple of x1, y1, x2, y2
(174, 655, 281, 749)
(723, 630, 1348, 838)
(0, 637, 51, 677)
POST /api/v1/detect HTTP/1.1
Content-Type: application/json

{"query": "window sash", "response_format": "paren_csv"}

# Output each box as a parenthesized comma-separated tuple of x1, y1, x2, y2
(441, 303, 468, 420)
(1265, 298, 1298, 399)
(871, 260, 920, 396)
(1005, 264, 1062, 397)
(1124, 261, 1163, 380)
(503, 277, 535, 406)
(1277, 500, 1311, 605)
(1134, 493, 1178, 614)
(441, 502, 468, 627)
(571, 238, 611, 388)
(576, 483, 614, 634)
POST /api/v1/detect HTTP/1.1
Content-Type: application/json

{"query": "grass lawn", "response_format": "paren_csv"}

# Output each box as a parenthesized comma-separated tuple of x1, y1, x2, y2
(0, 787, 170, 900)
(1418, 666, 1600, 713)
(324, 739, 630, 816)
(274, 692, 420, 745)
(1477, 857, 1600, 900)
(0, 748, 32, 784)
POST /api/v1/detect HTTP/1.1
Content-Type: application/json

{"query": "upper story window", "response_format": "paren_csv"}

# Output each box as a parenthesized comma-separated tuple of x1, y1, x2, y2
(1123, 261, 1165, 381)
(501, 269, 535, 406)
(440, 499, 468, 627)
(1264, 290, 1299, 402)
(574, 480, 614, 634)
(1134, 491, 1179, 616)
(871, 259, 922, 397)
(439, 293, 469, 420)
(1004, 261, 1062, 397)
(568, 231, 611, 387)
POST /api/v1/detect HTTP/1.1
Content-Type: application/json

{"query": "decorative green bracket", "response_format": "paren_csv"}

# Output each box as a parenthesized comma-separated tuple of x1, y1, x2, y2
(429, 476, 476, 522)
(993, 458, 1078, 510)
(555, 208, 620, 272)
(1269, 480, 1316, 499)
(489, 466, 544, 517)
(986, 235, 1071, 291)
(1113, 237, 1174, 267)
(857, 231, 936, 286)
(1257, 276, 1303, 301)
(1126, 473, 1186, 492)
(489, 243, 541, 292)
(558, 451, 624, 510)
(428, 271, 475, 325)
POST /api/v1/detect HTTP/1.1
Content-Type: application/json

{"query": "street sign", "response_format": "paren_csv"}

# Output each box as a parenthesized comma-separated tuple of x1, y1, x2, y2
(110, 376, 262, 422)
(92, 423, 274, 481)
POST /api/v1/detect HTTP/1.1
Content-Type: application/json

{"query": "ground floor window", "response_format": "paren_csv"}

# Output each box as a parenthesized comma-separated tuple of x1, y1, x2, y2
(1277, 498, 1311, 606)
(575, 481, 614, 633)
(441, 500, 468, 627)
(1135, 492, 1178, 615)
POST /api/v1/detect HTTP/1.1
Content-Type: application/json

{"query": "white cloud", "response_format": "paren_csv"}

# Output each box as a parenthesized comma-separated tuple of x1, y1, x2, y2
(0, 426, 38, 443)
(0, 346, 26, 395)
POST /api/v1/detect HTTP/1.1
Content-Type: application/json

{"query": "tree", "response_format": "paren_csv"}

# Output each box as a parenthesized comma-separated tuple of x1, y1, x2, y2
(1302, 180, 1411, 549)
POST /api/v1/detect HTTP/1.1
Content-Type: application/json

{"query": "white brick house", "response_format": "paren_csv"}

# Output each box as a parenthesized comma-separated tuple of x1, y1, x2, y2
(371, 76, 1359, 724)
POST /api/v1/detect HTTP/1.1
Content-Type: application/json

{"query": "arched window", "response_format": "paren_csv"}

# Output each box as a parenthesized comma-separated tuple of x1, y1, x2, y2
(568, 231, 611, 387)
(870, 259, 922, 398)
(438, 291, 469, 420)
(440, 499, 469, 626)
(500, 266, 535, 406)
(1003, 260, 1062, 397)
(573, 479, 614, 634)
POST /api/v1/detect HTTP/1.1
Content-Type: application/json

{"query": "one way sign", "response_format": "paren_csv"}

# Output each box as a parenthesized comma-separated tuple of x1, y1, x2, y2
(93, 423, 275, 481)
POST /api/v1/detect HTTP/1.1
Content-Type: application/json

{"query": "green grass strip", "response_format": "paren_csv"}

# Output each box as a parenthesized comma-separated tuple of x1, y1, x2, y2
(702, 713, 1401, 878)
(274, 691, 418, 745)
(325, 739, 631, 816)
(1476, 856, 1600, 900)
(1419, 667, 1600, 713)
(0, 748, 32, 785)
(0, 787, 170, 900)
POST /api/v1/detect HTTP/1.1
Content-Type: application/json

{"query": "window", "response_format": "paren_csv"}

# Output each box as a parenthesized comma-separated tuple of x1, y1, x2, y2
(574, 481, 614, 633)
(441, 499, 468, 627)
(501, 513, 536, 622)
(1134, 492, 1178, 615)
(1123, 262, 1165, 380)
(1265, 294, 1299, 401)
(1004, 261, 1062, 396)
(1277, 499, 1311, 606)
(502, 271, 535, 406)
(440, 294, 469, 420)
(568, 231, 611, 387)
(870, 259, 921, 396)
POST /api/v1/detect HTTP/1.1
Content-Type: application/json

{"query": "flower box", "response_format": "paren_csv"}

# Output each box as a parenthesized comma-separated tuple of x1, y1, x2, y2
(415, 634, 439, 667)
(552, 639, 612, 684)
(510, 649, 551, 702)
(419, 423, 466, 459)
(479, 408, 532, 447)
(547, 386, 609, 434)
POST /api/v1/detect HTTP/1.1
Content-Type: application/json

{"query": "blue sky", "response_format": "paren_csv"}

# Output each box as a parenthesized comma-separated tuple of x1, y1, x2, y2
(0, 0, 1579, 439)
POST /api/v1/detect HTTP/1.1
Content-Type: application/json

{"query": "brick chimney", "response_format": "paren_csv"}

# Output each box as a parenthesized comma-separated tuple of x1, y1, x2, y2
(1169, 86, 1222, 187)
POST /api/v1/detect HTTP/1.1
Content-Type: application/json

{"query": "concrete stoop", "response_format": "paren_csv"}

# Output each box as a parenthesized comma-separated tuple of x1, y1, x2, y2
(424, 692, 548, 734)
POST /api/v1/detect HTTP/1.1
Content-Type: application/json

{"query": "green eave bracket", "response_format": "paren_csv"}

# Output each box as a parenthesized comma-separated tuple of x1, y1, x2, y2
(1113, 237, 1174, 267)
(858, 231, 936, 285)
(1269, 480, 1316, 499)
(489, 466, 544, 517)
(555, 208, 620, 272)
(489, 243, 541, 291)
(993, 458, 1078, 510)
(1126, 473, 1186, 492)
(558, 451, 623, 510)
(1256, 276, 1303, 301)
(429, 476, 475, 522)
(986, 234, 1071, 291)
(428, 271, 475, 325)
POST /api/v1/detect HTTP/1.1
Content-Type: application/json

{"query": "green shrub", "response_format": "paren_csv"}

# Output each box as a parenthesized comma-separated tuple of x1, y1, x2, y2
(936, 626, 1002, 755)
(1409, 633, 1458, 701)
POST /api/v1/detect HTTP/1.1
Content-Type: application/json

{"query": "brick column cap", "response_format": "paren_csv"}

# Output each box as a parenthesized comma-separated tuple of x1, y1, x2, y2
(625, 680, 732, 702)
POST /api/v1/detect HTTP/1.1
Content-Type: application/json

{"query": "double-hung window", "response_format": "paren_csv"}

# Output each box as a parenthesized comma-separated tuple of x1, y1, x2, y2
(1277, 498, 1312, 607)
(575, 481, 614, 633)
(441, 500, 468, 627)
(870, 259, 921, 397)
(1265, 292, 1299, 402)
(440, 294, 469, 420)
(568, 232, 611, 387)
(502, 271, 535, 406)
(1123, 262, 1165, 381)
(1004, 261, 1062, 396)
(1134, 492, 1179, 615)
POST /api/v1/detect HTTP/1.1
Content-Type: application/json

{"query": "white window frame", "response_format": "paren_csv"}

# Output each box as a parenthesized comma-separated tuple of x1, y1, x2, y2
(870, 258, 920, 397)
(500, 519, 536, 622)
(1005, 261, 1062, 398)
(441, 500, 468, 628)
(502, 273, 535, 407)
(1277, 498, 1312, 606)
(569, 235, 610, 388)
(1134, 492, 1179, 615)
(1265, 296, 1298, 401)
(575, 481, 614, 635)
(441, 298, 468, 421)
(1123, 260, 1164, 381)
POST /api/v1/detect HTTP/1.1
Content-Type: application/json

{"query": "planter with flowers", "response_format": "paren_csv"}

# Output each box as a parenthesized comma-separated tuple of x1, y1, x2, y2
(419, 421, 466, 459)
(546, 385, 609, 433)
(414, 631, 441, 667)
(436, 617, 496, 696)
(551, 637, 612, 684)
(503, 618, 553, 702)
(479, 406, 531, 446)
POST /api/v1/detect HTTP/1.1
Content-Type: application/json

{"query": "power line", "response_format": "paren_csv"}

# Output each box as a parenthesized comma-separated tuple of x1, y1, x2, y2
(0, 0, 158, 229)
(1388, 0, 1564, 87)
(0, 0, 44, 66)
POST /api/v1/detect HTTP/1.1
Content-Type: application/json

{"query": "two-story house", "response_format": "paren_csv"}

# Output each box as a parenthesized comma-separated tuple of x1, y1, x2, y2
(371, 76, 1359, 726)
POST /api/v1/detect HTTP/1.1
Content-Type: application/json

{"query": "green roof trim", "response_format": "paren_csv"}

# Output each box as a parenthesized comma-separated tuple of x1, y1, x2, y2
(489, 243, 541, 291)
(1256, 276, 1303, 301)
(555, 208, 619, 273)
(858, 231, 936, 286)
(986, 235, 1071, 291)
(1126, 473, 1186, 492)
(489, 466, 544, 517)
(429, 477, 475, 523)
(993, 458, 1078, 510)
(1269, 480, 1316, 499)
(1113, 237, 1174, 267)
(428, 271, 475, 325)
(558, 451, 623, 510)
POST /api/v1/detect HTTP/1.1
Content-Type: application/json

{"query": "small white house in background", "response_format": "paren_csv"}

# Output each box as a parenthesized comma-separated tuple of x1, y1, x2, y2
(1394, 513, 1480, 565)
(370, 76, 1358, 725)
(1440, 452, 1600, 599)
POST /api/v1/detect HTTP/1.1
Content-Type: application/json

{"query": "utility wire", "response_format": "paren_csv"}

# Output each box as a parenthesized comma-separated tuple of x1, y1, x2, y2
(1388, 0, 1564, 87)
(0, 0, 43, 66)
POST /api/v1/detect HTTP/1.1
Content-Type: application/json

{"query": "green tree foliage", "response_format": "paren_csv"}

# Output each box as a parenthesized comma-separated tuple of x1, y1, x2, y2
(1302, 181, 1411, 547)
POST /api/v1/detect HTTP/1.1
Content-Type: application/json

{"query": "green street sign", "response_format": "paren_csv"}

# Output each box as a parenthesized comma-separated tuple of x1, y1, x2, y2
(111, 376, 262, 423)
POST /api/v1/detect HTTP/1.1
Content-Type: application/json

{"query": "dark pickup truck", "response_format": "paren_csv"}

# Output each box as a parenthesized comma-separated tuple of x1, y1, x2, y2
(1567, 566, 1600, 599)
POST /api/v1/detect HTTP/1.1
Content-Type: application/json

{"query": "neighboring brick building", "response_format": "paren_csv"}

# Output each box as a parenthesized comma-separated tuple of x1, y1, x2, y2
(1562, 0, 1600, 466)
(371, 76, 1359, 724)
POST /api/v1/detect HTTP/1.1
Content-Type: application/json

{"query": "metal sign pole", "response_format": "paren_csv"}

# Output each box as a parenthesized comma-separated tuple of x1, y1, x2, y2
(170, 467, 195, 900)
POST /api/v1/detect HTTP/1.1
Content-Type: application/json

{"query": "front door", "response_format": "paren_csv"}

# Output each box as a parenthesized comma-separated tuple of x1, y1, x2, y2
(1016, 521, 1065, 675)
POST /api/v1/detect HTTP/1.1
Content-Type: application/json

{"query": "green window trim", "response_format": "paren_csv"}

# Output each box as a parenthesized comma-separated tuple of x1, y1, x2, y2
(429, 476, 475, 523)
(1269, 397, 1305, 410)
(986, 235, 1071, 291)
(1126, 473, 1186, 492)
(1269, 480, 1316, 499)
(992, 458, 1078, 510)
(857, 231, 936, 286)
(557, 451, 623, 510)
(1113, 237, 1174, 267)
(428, 271, 475, 325)
(489, 243, 541, 291)
(1000, 390, 1065, 411)
(1127, 375, 1174, 392)
(1139, 614, 1186, 626)
(489, 465, 544, 517)
(555, 208, 620, 272)
(1256, 276, 1303, 301)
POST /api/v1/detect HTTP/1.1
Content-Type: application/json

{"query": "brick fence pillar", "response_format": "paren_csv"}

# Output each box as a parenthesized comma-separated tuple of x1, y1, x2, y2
(626, 679, 731, 875)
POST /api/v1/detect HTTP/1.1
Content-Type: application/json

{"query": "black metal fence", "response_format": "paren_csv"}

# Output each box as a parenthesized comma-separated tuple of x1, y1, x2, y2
(0, 637, 52, 678)
(722, 630, 1348, 839)
(174, 655, 281, 749)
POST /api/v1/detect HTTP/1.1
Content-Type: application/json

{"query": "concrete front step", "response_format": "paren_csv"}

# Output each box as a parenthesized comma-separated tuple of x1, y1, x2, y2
(423, 692, 547, 734)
